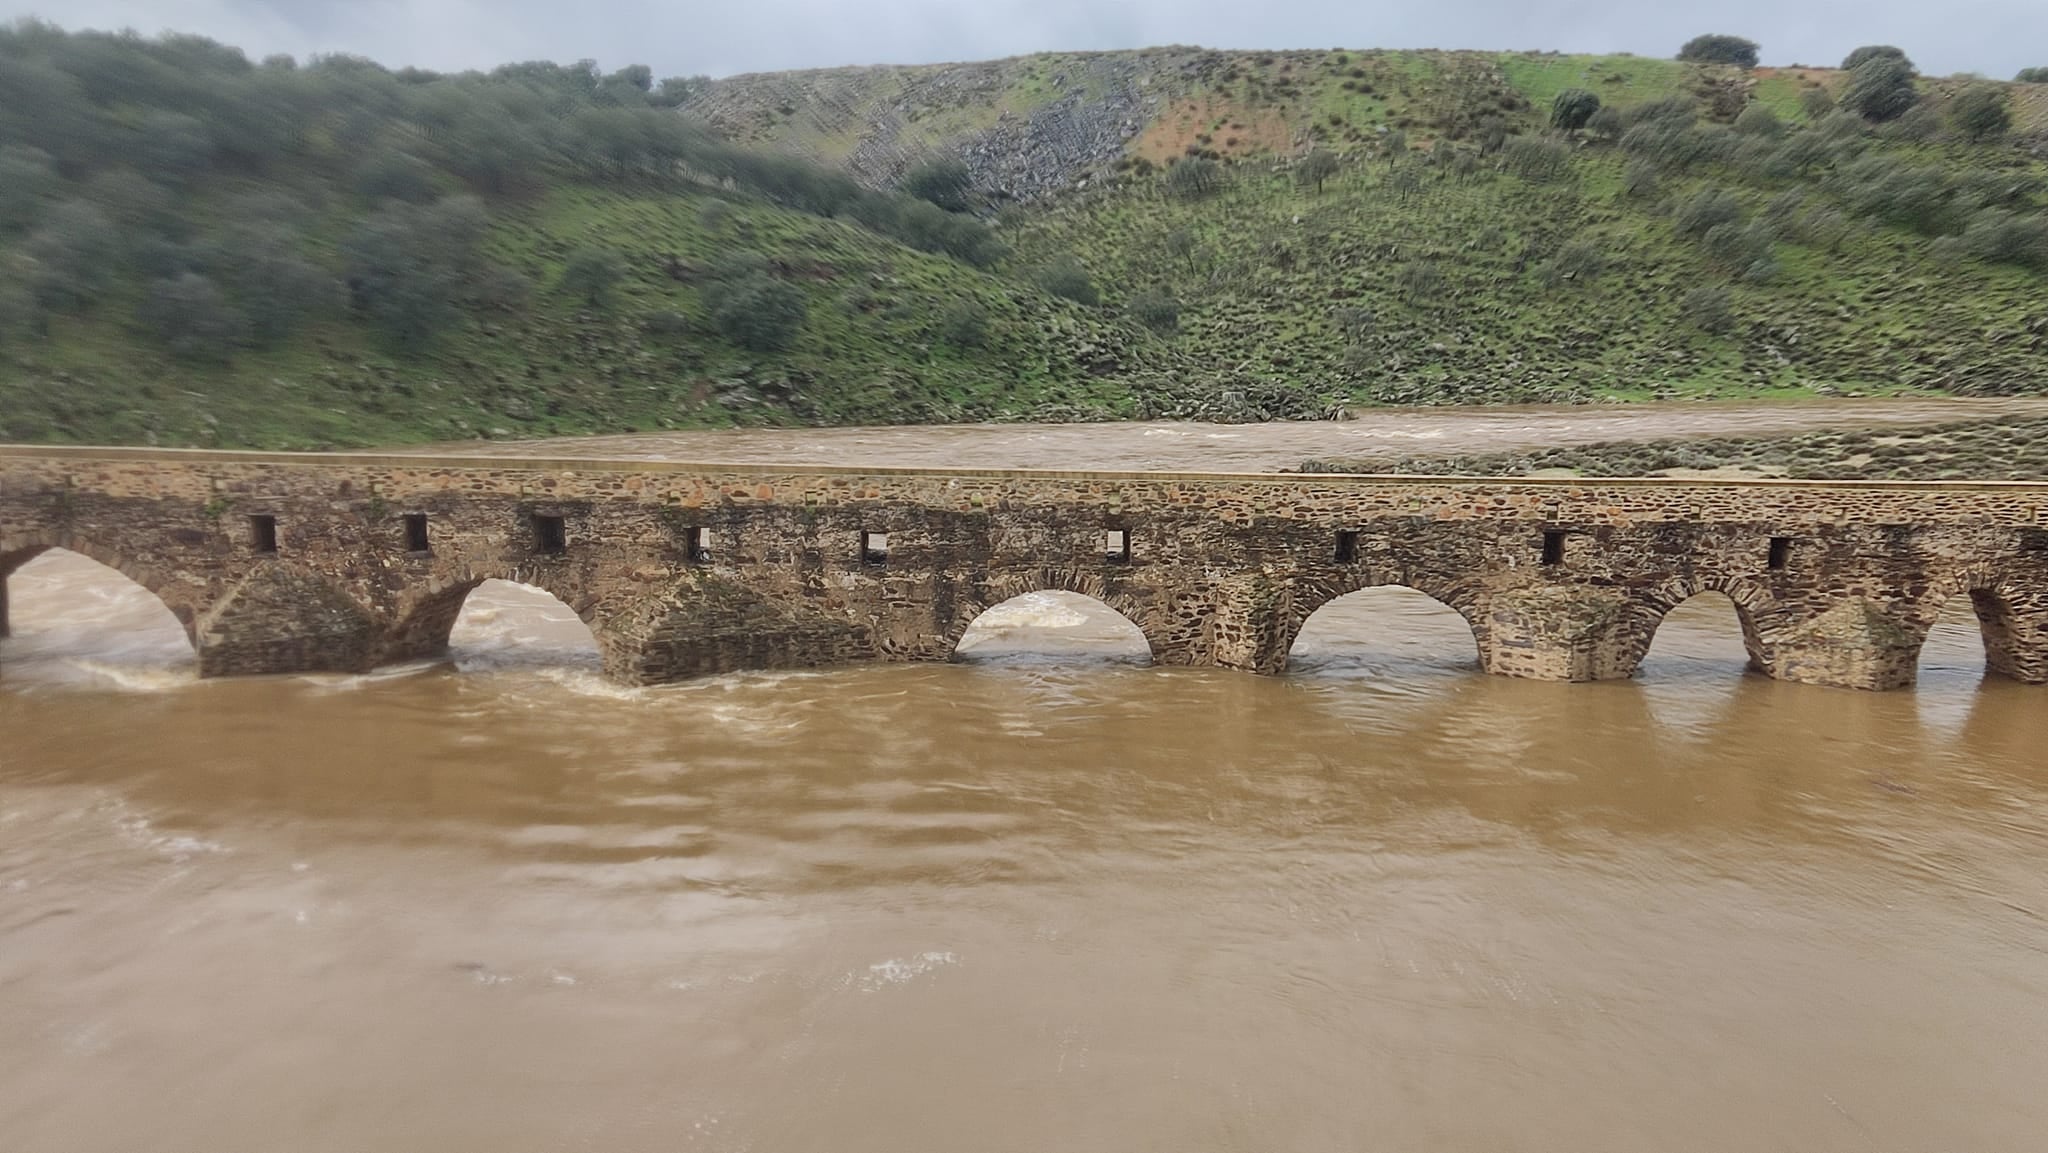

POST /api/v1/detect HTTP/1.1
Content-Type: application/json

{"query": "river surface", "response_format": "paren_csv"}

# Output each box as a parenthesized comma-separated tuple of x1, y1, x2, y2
(8, 411, 2048, 1152)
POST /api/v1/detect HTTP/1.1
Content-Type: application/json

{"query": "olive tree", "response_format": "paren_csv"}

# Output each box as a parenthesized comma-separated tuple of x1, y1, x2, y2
(1296, 148, 1339, 193)
(1678, 35, 1761, 69)
(1841, 55, 1920, 123)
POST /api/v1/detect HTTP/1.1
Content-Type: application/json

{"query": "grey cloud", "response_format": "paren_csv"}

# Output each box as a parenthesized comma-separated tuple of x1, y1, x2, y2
(6, 0, 2044, 79)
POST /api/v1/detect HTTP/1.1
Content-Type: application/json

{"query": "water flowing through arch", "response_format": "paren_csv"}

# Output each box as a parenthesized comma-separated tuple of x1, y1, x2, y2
(951, 590, 1152, 666)
(444, 579, 603, 672)
(0, 547, 195, 686)
(1285, 585, 1479, 677)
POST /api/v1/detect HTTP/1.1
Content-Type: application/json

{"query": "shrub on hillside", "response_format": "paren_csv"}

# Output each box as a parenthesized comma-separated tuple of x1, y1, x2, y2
(0, 274, 39, 344)
(1396, 260, 1446, 300)
(1832, 155, 1954, 233)
(138, 272, 246, 361)
(1885, 103, 1942, 141)
(1552, 88, 1602, 132)
(1674, 187, 1746, 236)
(1623, 159, 1662, 199)
(1702, 220, 1775, 270)
(1540, 237, 1606, 287)
(1734, 104, 1784, 137)
(1948, 84, 2013, 142)
(1620, 118, 1734, 171)
(1036, 256, 1099, 305)
(353, 150, 440, 203)
(888, 199, 1008, 267)
(1962, 209, 2048, 269)
(2018, 68, 2048, 83)
(22, 200, 122, 312)
(1129, 287, 1180, 333)
(938, 299, 991, 349)
(1620, 97, 1698, 130)
(559, 246, 627, 305)
(711, 273, 807, 352)
(1842, 55, 1920, 123)
(1800, 87, 1836, 119)
(342, 195, 494, 348)
(1586, 106, 1624, 141)
(1680, 285, 1736, 333)
(1678, 35, 1761, 69)
(206, 222, 343, 345)
(901, 157, 973, 212)
(1501, 135, 1571, 182)
(0, 146, 58, 231)
(1164, 156, 1223, 199)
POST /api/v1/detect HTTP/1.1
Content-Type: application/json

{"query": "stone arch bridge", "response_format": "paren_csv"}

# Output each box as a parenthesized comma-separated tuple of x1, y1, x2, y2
(4, 445, 2047, 691)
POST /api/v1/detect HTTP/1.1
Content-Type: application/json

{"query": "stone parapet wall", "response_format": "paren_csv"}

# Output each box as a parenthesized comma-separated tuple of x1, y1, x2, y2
(4, 445, 2047, 690)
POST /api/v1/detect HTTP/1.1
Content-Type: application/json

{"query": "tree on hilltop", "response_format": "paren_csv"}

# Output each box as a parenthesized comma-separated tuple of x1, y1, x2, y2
(1678, 35, 1761, 69)
(1842, 46, 1912, 72)
(1841, 54, 1921, 122)
(2015, 67, 2048, 84)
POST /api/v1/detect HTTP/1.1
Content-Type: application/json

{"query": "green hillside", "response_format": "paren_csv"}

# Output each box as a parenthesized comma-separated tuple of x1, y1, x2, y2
(4, 25, 2048, 448)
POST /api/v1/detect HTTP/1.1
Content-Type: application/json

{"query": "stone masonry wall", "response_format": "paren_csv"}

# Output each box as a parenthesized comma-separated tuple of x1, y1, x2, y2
(4, 445, 2048, 690)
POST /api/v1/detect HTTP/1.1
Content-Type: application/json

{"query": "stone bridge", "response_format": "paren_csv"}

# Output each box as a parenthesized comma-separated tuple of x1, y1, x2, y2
(4, 444, 2047, 691)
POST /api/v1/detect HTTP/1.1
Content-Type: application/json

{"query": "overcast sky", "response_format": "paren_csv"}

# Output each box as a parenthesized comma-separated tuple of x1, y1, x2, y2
(6, 0, 2043, 80)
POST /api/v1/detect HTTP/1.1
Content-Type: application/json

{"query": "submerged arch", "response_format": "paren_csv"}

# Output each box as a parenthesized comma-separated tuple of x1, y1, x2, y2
(1915, 569, 2048, 685)
(390, 576, 602, 670)
(952, 589, 1153, 666)
(1639, 590, 1765, 677)
(1283, 584, 1481, 675)
(0, 546, 197, 673)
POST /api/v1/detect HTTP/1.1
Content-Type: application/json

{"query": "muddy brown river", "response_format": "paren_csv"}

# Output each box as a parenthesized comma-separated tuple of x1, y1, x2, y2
(6, 406, 2048, 1152)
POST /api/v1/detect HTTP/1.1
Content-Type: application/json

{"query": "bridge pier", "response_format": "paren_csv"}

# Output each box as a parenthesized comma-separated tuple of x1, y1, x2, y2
(193, 565, 381, 678)
(1971, 588, 2048, 684)
(1747, 597, 1923, 691)
(1478, 586, 1651, 682)
(603, 572, 877, 684)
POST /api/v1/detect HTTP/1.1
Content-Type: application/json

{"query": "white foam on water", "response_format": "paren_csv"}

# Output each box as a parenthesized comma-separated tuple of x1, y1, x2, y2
(858, 951, 959, 991)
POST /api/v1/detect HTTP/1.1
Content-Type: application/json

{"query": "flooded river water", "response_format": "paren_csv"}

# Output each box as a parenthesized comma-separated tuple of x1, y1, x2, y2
(7, 406, 2048, 1151)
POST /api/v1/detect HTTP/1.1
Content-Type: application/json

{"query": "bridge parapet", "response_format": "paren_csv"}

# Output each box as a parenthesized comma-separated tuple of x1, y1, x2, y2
(4, 445, 2046, 691)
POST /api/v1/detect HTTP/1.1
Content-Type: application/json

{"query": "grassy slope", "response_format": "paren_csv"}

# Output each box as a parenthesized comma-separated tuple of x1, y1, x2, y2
(1, 182, 1178, 449)
(6, 46, 2048, 448)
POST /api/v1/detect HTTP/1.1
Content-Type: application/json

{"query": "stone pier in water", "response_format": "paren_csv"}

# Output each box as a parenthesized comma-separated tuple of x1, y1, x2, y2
(4, 444, 2048, 690)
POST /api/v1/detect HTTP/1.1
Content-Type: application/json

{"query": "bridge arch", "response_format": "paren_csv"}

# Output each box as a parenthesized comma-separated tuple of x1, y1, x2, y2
(1913, 567, 2048, 683)
(1, 531, 199, 645)
(0, 545, 198, 675)
(381, 563, 611, 667)
(939, 569, 1167, 665)
(952, 589, 1153, 665)
(1638, 578, 1774, 675)
(1279, 580, 1483, 674)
